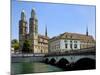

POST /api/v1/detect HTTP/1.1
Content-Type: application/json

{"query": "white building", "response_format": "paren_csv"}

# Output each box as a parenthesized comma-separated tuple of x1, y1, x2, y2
(49, 32, 95, 53)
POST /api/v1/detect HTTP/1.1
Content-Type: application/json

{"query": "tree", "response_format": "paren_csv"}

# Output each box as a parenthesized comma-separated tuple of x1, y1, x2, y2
(11, 39, 18, 44)
(11, 39, 19, 51)
(22, 39, 32, 53)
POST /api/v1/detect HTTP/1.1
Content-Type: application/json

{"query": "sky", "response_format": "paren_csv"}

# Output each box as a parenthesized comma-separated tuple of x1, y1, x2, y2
(11, 0, 96, 40)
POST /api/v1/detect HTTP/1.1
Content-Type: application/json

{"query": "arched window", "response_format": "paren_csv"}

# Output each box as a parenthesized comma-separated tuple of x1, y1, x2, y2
(70, 40, 72, 49)
(65, 44, 68, 48)
(70, 44, 72, 49)
(74, 44, 77, 48)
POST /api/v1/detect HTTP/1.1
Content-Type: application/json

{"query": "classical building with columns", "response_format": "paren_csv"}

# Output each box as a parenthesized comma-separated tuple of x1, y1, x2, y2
(49, 32, 95, 53)
(19, 9, 49, 53)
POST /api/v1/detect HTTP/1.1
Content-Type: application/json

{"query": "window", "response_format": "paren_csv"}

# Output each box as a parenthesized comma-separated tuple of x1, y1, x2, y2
(64, 39, 67, 43)
(41, 50, 42, 53)
(74, 40, 77, 43)
(70, 44, 72, 49)
(70, 40, 72, 43)
(74, 44, 77, 48)
(65, 44, 68, 48)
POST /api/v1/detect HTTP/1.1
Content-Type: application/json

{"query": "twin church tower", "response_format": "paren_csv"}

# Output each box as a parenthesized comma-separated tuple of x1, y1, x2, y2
(19, 8, 49, 53)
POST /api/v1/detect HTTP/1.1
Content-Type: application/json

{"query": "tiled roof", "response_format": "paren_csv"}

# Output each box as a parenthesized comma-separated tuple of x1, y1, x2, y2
(38, 34, 49, 39)
(50, 32, 95, 43)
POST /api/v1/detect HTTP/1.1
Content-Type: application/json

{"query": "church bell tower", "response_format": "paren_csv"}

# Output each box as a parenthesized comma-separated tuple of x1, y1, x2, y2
(29, 8, 38, 53)
(19, 10, 27, 52)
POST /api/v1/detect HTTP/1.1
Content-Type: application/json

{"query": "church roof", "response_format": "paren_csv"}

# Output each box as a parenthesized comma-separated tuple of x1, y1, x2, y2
(38, 34, 49, 39)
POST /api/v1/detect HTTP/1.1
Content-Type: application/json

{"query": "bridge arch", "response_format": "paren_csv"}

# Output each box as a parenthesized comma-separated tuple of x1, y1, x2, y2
(49, 58, 56, 65)
(56, 58, 69, 68)
(74, 58, 96, 70)
(74, 55, 95, 63)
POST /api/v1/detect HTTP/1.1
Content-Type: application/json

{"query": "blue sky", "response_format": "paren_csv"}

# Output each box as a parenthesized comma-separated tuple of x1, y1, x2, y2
(11, 0, 96, 40)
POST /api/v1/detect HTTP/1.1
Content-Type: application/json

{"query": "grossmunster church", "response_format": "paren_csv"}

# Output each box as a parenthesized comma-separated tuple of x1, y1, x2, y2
(19, 8, 49, 53)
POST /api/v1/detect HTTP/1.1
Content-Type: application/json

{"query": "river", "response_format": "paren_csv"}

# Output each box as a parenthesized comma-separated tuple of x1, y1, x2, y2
(11, 62, 63, 74)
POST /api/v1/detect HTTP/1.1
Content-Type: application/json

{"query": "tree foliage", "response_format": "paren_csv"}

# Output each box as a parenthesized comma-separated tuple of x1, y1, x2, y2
(11, 39, 19, 51)
(22, 39, 32, 53)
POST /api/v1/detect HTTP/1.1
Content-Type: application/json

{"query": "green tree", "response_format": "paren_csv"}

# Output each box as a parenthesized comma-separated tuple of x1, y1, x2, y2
(11, 39, 19, 52)
(22, 40, 32, 53)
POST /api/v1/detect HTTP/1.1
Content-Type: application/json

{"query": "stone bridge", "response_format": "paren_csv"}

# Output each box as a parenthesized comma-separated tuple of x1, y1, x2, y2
(44, 47, 96, 70)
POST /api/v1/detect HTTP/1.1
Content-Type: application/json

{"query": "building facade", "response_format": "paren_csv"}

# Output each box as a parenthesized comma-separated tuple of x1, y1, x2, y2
(49, 32, 95, 53)
(19, 9, 49, 53)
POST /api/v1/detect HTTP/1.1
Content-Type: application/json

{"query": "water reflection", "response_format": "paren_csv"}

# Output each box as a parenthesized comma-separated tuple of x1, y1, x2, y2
(11, 62, 63, 74)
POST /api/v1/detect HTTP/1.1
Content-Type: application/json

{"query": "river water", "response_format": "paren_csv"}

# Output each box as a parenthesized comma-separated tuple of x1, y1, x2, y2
(11, 62, 63, 74)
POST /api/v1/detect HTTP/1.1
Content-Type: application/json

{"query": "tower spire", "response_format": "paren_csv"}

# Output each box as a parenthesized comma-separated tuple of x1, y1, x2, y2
(21, 10, 26, 21)
(45, 25, 47, 37)
(31, 8, 36, 18)
(86, 26, 88, 36)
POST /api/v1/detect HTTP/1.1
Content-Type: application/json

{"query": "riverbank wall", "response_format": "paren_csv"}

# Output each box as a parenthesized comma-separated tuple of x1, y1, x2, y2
(11, 54, 45, 63)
